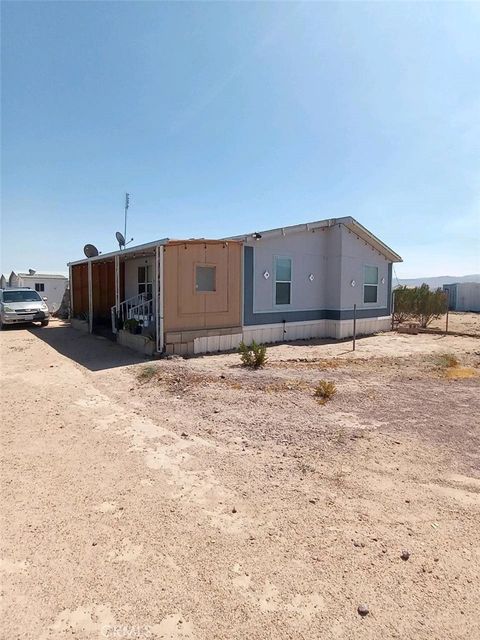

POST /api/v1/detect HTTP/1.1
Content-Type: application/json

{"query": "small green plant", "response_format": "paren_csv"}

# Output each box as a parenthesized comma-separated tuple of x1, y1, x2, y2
(137, 365, 157, 383)
(435, 353, 459, 368)
(123, 318, 139, 333)
(238, 340, 268, 369)
(314, 380, 337, 404)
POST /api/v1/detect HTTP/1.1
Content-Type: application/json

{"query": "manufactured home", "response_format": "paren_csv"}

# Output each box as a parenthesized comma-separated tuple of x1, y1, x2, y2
(443, 282, 480, 312)
(227, 216, 401, 342)
(68, 217, 402, 355)
(69, 239, 242, 355)
(6, 270, 68, 313)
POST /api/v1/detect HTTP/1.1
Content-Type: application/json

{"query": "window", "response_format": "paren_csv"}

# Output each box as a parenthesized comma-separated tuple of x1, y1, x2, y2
(275, 257, 292, 305)
(196, 265, 216, 292)
(363, 265, 378, 303)
(138, 266, 152, 297)
(35, 283, 45, 292)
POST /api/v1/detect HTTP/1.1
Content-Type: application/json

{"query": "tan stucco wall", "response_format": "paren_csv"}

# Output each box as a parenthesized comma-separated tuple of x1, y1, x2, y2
(163, 241, 242, 332)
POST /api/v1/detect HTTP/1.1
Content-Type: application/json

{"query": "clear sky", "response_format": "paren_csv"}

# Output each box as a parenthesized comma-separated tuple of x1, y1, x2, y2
(1, 1, 479, 278)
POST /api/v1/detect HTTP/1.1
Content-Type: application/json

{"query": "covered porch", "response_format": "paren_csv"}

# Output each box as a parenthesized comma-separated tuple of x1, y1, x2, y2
(69, 240, 166, 353)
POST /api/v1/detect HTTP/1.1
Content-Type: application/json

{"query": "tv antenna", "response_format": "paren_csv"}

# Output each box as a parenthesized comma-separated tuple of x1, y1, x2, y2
(83, 244, 99, 258)
(120, 192, 134, 250)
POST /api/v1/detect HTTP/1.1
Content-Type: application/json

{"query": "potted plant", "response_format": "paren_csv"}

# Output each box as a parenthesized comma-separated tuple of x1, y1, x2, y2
(123, 318, 139, 334)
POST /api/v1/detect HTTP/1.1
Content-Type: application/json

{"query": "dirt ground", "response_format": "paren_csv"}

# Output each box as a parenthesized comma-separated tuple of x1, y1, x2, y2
(1, 319, 479, 640)
(428, 311, 480, 336)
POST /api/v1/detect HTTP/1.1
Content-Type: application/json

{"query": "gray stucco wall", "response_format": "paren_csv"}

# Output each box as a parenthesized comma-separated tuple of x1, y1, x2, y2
(244, 223, 392, 326)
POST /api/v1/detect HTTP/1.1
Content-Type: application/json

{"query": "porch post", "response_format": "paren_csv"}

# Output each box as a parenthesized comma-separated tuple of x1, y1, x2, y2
(155, 245, 164, 353)
(68, 264, 74, 319)
(114, 254, 120, 333)
(87, 260, 93, 333)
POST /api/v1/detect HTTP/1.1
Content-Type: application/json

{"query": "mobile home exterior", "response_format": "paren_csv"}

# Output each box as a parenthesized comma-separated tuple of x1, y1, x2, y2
(227, 216, 402, 342)
(443, 282, 480, 312)
(7, 270, 68, 313)
(68, 217, 402, 355)
(68, 238, 243, 355)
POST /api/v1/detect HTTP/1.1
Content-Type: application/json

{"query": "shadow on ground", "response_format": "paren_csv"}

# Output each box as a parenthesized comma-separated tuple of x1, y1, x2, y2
(26, 321, 147, 371)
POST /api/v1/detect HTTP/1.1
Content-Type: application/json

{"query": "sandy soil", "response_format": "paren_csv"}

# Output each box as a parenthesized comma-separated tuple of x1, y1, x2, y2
(1, 320, 479, 640)
(427, 311, 480, 336)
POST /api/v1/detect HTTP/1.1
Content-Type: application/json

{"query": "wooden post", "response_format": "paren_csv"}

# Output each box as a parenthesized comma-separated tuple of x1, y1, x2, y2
(353, 304, 357, 351)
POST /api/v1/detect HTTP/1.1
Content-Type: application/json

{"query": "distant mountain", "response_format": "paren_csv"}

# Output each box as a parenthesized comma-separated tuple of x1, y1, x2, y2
(394, 274, 480, 289)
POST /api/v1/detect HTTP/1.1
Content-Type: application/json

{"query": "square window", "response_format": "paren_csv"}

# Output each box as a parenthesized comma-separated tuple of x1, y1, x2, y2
(364, 285, 378, 303)
(196, 265, 216, 292)
(276, 282, 291, 305)
(275, 257, 291, 282)
(35, 283, 45, 292)
(364, 265, 378, 285)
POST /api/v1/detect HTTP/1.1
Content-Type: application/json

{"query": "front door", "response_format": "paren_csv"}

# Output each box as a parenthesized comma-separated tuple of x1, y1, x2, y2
(138, 265, 153, 298)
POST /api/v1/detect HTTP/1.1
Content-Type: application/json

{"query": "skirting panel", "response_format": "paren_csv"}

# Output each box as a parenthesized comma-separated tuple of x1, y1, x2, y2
(243, 316, 391, 344)
(193, 333, 243, 355)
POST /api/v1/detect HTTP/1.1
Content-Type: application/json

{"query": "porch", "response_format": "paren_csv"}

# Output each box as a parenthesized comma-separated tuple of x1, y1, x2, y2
(69, 240, 165, 353)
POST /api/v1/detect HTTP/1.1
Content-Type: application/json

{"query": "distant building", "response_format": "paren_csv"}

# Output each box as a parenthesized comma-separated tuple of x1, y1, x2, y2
(6, 270, 68, 313)
(443, 282, 480, 312)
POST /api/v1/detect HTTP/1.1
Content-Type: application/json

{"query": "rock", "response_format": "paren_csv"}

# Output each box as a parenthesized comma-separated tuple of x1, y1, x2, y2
(357, 604, 369, 617)
(232, 506, 237, 513)
(401, 550, 410, 561)
(353, 540, 365, 548)
(213, 409, 220, 414)
(309, 498, 317, 504)
(181, 432, 188, 438)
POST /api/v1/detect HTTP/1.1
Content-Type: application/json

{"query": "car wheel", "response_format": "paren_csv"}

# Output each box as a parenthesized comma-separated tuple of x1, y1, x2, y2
(41, 320, 49, 327)
(0, 319, 4, 330)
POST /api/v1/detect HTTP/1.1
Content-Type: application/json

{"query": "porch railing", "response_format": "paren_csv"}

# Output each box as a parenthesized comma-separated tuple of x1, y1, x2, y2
(111, 293, 154, 334)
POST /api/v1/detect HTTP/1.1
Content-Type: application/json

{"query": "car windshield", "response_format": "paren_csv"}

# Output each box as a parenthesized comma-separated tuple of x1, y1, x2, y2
(2, 290, 43, 303)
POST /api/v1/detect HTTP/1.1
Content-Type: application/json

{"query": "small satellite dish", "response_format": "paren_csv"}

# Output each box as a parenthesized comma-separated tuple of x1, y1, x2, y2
(116, 231, 126, 248)
(83, 244, 99, 258)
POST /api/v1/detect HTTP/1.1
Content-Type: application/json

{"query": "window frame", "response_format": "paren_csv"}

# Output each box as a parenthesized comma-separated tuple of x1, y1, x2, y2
(195, 263, 217, 294)
(274, 256, 292, 307)
(137, 265, 153, 297)
(35, 283, 45, 292)
(363, 265, 379, 304)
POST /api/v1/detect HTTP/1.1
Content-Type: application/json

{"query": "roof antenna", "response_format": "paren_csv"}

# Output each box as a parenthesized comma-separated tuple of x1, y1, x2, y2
(116, 192, 134, 249)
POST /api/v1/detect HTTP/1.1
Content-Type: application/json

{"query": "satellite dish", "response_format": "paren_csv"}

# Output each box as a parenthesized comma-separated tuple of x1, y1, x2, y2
(83, 244, 99, 258)
(116, 231, 126, 248)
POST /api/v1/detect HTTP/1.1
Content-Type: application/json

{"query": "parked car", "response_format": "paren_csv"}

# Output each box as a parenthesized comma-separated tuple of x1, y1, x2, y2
(0, 288, 50, 329)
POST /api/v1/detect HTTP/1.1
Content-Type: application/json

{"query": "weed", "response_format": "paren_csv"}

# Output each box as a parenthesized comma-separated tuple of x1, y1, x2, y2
(435, 353, 459, 368)
(136, 365, 157, 383)
(238, 341, 268, 369)
(314, 380, 337, 404)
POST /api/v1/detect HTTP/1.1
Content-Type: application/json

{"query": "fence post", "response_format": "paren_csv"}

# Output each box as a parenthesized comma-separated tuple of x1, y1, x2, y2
(445, 294, 449, 334)
(353, 304, 357, 351)
(391, 289, 395, 331)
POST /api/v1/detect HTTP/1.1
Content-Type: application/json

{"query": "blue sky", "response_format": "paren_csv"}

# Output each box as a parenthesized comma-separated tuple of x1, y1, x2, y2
(1, 1, 479, 278)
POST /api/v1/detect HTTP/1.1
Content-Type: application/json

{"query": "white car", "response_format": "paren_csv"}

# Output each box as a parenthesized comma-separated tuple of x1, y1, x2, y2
(0, 288, 50, 329)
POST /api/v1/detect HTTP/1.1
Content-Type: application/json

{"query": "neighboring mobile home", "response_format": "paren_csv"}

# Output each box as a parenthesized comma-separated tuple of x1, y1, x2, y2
(68, 217, 402, 355)
(7, 270, 68, 313)
(443, 282, 480, 312)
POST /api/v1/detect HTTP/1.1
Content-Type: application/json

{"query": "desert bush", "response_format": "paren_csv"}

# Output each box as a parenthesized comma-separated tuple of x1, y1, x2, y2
(238, 341, 268, 369)
(136, 365, 157, 383)
(393, 284, 447, 328)
(435, 353, 459, 368)
(314, 380, 337, 403)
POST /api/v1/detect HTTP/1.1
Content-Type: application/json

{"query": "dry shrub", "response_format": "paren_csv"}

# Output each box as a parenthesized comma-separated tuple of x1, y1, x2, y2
(435, 353, 459, 368)
(136, 365, 157, 383)
(314, 380, 337, 404)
